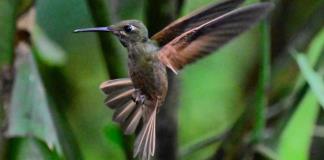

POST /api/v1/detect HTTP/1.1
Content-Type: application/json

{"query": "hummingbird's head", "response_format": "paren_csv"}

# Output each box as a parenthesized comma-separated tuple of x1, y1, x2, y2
(74, 20, 148, 47)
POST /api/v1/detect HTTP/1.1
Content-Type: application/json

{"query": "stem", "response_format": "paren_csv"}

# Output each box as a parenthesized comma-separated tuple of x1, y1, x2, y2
(211, 3, 272, 159)
(251, 19, 271, 143)
(86, 0, 126, 78)
(156, 71, 179, 160)
(0, 0, 21, 158)
(0, 0, 18, 69)
(145, 0, 183, 159)
(85, 0, 132, 158)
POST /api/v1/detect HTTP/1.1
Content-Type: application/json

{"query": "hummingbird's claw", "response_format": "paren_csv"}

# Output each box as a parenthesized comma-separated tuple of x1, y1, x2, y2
(139, 95, 146, 104)
(132, 89, 146, 105)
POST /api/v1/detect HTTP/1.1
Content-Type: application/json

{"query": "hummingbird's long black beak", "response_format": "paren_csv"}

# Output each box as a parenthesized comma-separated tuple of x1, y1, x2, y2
(73, 26, 113, 33)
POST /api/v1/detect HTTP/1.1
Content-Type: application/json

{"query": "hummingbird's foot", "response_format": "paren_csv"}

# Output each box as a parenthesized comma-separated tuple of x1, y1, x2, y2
(132, 89, 146, 105)
(138, 95, 146, 104)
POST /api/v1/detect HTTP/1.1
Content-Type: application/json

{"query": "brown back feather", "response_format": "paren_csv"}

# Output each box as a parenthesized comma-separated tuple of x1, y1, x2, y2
(151, 0, 244, 46)
(158, 3, 274, 72)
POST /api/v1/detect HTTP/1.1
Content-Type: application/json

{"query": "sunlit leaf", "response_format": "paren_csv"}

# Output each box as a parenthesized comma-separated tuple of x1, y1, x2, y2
(293, 28, 324, 91)
(6, 43, 63, 155)
(307, 28, 324, 66)
(293, 28, 324, 107)
(278, 29, 324, 160)
(278, 90, 319, 160)
(295, 54, 324, 108)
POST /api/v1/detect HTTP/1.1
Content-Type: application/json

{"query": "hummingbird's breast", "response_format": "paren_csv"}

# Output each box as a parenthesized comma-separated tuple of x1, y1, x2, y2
(127, 42, 168, 101)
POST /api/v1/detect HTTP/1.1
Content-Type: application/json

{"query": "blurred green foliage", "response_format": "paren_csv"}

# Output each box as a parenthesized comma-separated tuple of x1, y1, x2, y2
(278, 89, 319, 160)
(6, 44, 62, 154)
(1, 0, 324, 160)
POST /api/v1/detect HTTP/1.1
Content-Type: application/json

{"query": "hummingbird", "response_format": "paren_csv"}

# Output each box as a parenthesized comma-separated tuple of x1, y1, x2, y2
(74, 0, 273, 159)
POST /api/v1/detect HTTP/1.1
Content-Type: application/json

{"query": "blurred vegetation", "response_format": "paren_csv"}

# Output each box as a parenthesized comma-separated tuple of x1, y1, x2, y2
(0, 0, 324, 160)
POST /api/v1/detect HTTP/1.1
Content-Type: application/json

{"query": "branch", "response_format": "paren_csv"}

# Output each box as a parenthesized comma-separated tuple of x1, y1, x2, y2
(0, 66, 13, 160)
(85, 0, 134, 158)
(145, 0, 183, 159)
(156, 71, 179, 160)
(86, 0, 126, 78)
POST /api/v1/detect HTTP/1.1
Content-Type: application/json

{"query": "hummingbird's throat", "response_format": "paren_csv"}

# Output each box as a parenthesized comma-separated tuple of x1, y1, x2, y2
(119, 39, 128, 47)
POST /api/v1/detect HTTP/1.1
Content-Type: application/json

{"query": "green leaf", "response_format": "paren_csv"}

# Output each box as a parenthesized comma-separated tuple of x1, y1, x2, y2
(6, 43, 63, 155)
(35, 0, 115, 158)
(306, 28, 324, 66)
(278, 90, 319, 160)
(32, 24, 67, 66)
(295, 54, 324, 108)
(101, 124, 128, 160)
(293, 28, 324, 91)
(0, 0, 33, 67)
(8, 138, 60, 160)
(103, 123, 124, 149)
(16, 0, 33, 16)
(278, 27, 324, 160)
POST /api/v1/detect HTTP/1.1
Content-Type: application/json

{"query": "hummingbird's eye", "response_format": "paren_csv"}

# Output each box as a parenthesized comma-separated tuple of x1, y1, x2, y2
(124, 25, 135, 33)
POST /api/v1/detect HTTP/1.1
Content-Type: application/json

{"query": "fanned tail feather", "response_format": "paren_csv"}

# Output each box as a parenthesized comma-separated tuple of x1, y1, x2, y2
(133, 102, 158, 160)
(121, 104, 143, 135)
(100, 78, 143, 135)
(100, 78, 133, 94)
(101, 78, 159, 160)
(100, 78, 134, 109)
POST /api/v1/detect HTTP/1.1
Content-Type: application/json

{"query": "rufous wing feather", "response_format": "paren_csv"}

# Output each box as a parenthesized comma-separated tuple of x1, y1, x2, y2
(158, 2, 274, 72)
(151, 0, 245, 46)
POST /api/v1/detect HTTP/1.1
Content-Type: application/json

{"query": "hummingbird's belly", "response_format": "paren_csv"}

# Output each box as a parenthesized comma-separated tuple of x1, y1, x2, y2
(129, 60, 168, 101)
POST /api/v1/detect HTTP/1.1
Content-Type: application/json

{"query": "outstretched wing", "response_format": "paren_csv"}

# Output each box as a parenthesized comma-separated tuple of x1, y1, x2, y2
(157, 3, 273, 73)
(151, 0, 244, 46)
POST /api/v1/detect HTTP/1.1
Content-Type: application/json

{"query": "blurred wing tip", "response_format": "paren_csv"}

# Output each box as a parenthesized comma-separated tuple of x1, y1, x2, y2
(151, 0, 247, 46)
(260, 1, 275, 8)
(253, 2, 275, 12)
(169, 65, 178, 74)
(99, 81, 108, 90)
